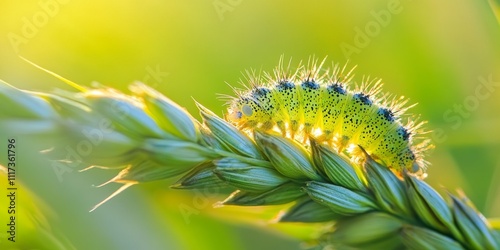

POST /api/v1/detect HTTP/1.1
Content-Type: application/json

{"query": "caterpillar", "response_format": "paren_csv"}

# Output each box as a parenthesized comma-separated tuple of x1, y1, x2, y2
(224, 57, 431, 177)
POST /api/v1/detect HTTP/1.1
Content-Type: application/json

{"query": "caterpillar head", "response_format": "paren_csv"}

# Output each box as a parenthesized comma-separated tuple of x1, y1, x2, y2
(392, 146, 425, 177)
(227, 97, 261, 127)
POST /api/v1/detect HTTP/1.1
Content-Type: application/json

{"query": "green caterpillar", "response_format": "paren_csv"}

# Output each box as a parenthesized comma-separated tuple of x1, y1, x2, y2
(226, 58, 431, 177)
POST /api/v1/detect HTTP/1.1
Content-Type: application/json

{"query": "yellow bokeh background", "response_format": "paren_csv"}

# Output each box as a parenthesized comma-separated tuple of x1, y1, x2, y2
(0, 0, 499, 249)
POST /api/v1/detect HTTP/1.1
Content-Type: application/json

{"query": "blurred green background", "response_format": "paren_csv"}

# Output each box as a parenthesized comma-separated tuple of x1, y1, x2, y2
(0, 0, 499, 249)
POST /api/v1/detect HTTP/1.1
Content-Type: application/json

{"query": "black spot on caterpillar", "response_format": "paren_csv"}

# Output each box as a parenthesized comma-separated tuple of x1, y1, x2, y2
(224, 57, 432, 177)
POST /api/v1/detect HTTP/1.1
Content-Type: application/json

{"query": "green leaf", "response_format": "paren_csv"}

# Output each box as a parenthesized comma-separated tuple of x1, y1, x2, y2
(199, 125, 230, 151)
(401, 225, 465, 249)
(364, 154, 412, 217)
(222, 182, 305, 206)
(254, 131, 322, 181)
(172, 162, 226, 189)
(214, 157, 289, 192)
(310, 140, 366, 192)
(405, 173, 460, 238)
(133, 82, 199, 141)
(0, 80, 56, 119)
(119, 160, 194, 182)
(37, 92, 93, 122)
(329, 236, 403, 250)
(84, 92, 167, 138)
(451, 195, 499, 249)
(304, 181, 376, 216)
(198, 103, 263, 159)
(329, 212, 403, 246)
(142, 138, 219, 167)
(279, 198, 340, 222)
